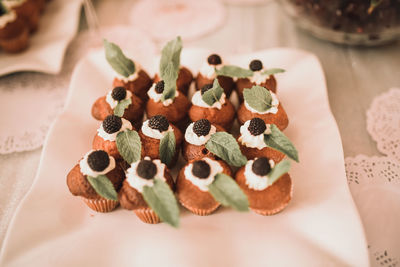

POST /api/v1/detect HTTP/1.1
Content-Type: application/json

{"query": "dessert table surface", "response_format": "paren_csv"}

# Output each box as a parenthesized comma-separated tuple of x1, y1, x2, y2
(0, 0, 399, 266)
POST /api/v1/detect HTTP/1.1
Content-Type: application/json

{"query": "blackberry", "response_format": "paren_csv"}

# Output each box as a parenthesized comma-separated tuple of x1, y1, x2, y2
(155, 80, 165, 94)
(193, 119, 211, 137)
(192, 160, 211, 179)
(249, 59, 263, 71)
(252, 157, 271, 176)
(201, 84, 213, 95)
(87, 150, 110, 172)
(103, 115, 122, 134)
(137, 160, 157, 179)
(207, 54, 222, 65)
(111, 86, 127, 101)
(248, 118, 266, 136)
(148, 115, 169, 132)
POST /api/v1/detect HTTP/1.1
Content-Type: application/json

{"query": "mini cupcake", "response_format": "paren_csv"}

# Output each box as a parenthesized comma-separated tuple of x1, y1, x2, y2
(146, 80, 191, 125)
(236, 59, 281, 102)
(3, 0, 40, 32)
(238, 118, 299, 162)
(153, 36, 193, 95)
(188, 79, 236, 130)
(119, 158, 178, 226)
(182, 119, 225, 161)
(92, 115, 133, 160)
(176, 157, 233, 215)
(139, 115, 183, 168)
(66, 150, 124, 212)
(235, 157, 292, 215)
(0, 6, 29, 53)
(104, 39, 152, 101)
(237, 85, 288, 131)
(154, 67, 193, 95)
(196, 54, 235, 97)
(92, 86, 144, 129)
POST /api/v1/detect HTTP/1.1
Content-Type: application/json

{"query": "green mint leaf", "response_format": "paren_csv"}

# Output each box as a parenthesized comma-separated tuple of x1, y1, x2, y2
(208, 173, 249, 211)
(113, 98, 132, 117)
(215, 65, 253, 78)
(268, 160, 291, 184)
(161, 62, 178, 101)
(261, 68, 285, 76)
(205, 132, 247, 167)
(159, 36, 182, 81)
(201, 78, 224, 106)
(87, 175, 118, 201)
(142, 178, 180, 228)
(103, 39, 135, 78)
(264, 124, 299, 162)
(116, 129, 141, 164)
(159, 131, 176, 166)
(243, 85, 273, 112)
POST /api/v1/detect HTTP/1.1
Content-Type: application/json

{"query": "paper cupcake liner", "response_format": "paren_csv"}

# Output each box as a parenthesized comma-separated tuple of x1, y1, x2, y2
(134, 208, 160, 224)
(82, 198, 119, 213)
(251, 182, 293, 216)
(179, 200, 220, 216)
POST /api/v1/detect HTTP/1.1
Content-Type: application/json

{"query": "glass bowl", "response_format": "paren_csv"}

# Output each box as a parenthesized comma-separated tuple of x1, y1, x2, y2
(279, 0, 400, 46)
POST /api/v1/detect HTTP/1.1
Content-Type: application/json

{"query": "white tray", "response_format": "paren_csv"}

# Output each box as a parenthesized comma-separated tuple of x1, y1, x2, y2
(0, 0, 82, 76)
(0, 48, 369, 266)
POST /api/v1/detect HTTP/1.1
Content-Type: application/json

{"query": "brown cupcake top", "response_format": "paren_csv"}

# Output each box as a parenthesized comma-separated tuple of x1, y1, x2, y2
(118, 159, 174, 210)
(176, 158, 232, 210)
(66, 151, 124, 200)
(235, 159, 292, 211)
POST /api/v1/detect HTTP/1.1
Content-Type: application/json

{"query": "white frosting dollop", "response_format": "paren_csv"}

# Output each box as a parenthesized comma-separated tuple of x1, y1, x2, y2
(191, 90, 226, 110)
(115, 62, 141, 83)
(79, 150, 116, 177)
(126, 157, 166, 193)
(3, 0, 25, 9)
(184, 122, 216, 146)
(147, 82, 179, 106)
(184, 157, 223, 192)
(244, 90, 279, 114)
(105, 89, 132, 109)
(199, 61, 223, 79)
(238, 120, 271, 149)
(141, 119, 174, 140)
(0, 10, 16, 28)
(250, 70, 270, 84)
(97, 118, 133, 142)
(244, 159, 276, 191)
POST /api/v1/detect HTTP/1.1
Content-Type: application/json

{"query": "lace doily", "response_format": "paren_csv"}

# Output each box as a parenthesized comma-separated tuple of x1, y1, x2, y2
(129, 0, 226, 42)
(367, 88, 400, 162)
(0, 26, 155, 154)
(345, 88, 400, 267)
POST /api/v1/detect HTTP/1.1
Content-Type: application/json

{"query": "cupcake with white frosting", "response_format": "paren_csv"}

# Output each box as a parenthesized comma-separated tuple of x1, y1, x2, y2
(92, 115, 134, 160)
(195, 54, 235, 97)
(146, 80, 191, 125)
(0, 4, 29, 53)
(235, 157, 293, 215)
(92, 86, 144, 129)
(138, 115, 183, 168)
(188, 79, 236, 130)
(119, 158, 176, 224)
(236, 59, 278, 102)
(238, 118, 285, 162)
(176, 157, 233, 216)
(66, 150, 125, 212)
(237, 85, 288, 131)
(182, 119, 226, 162)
